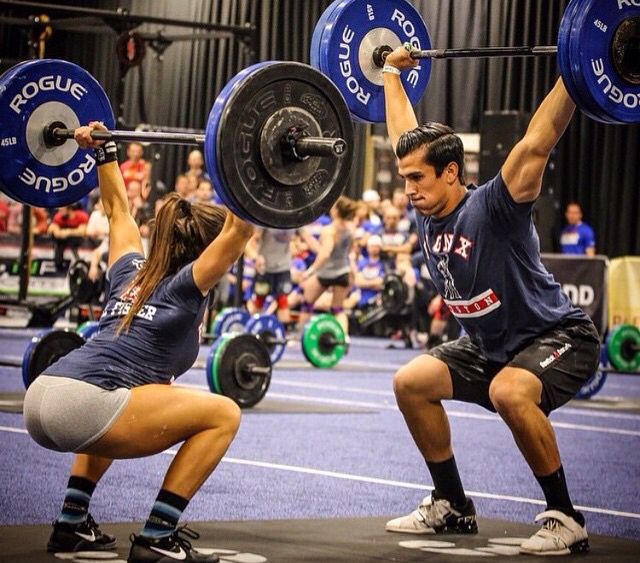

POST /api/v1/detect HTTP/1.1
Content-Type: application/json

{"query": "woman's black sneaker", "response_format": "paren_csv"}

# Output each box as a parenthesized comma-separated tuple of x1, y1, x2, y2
(128, 526, 219, 562)
(47, 513, 117, 552)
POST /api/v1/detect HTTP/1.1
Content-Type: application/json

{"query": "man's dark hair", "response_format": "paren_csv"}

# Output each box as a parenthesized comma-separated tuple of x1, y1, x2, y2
(396, 122, 466, 184)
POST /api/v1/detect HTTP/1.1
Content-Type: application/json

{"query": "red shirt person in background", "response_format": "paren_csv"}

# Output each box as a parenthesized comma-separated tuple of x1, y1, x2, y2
(48, 205, 89, 271)
(120, 142, 151, 194)
(7, 203, 49, 236)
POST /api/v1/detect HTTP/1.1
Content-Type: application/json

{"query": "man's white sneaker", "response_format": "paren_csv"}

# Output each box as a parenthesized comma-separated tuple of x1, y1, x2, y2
(385, 494, 477, 535)
(520, 510, 589, 556)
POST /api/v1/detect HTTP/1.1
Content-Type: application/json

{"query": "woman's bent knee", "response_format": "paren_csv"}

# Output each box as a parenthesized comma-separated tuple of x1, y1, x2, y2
(216, 397, 242, 434)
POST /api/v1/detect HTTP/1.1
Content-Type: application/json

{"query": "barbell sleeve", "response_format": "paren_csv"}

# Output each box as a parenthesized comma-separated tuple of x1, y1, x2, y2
(293, 136, 347, 158)
(246, 364, 271, 376)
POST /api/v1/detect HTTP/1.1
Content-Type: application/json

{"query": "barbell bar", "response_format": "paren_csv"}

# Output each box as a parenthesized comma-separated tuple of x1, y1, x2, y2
(372, 45, 558, 67)
(0, 59, 355, 228)
(310, 0, 640, 124)
(44, 125, 347, 159)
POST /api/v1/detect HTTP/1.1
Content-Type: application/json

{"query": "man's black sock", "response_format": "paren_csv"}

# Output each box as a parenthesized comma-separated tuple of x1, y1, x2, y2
(535, 465, 580, 522)
(427, 456, 467, 509)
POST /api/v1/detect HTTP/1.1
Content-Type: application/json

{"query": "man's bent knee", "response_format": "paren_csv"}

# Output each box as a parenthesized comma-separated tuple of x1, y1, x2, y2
(393, 358, 451, 405)
(489, 381, 534, 420)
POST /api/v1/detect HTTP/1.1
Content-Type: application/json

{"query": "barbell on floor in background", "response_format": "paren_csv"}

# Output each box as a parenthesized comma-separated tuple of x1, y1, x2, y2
(0, 59, 354, 229)
(208, 311, 348, 369)
(310, 0, 640, 124)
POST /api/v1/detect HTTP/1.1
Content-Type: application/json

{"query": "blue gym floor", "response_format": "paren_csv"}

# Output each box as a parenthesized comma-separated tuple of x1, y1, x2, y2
(0, 328, 639, 546)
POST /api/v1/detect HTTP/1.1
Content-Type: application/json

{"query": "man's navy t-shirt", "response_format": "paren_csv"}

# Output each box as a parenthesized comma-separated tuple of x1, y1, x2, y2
(45, 252, 206, 389)
(415, 173, 587, 363)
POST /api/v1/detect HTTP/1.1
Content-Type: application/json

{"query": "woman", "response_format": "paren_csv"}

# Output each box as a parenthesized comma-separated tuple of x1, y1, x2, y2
(297, 196, 358, 336)
(23, 122, 254, 563)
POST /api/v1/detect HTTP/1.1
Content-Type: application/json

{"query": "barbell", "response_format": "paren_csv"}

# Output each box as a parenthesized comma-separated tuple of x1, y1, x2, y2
(0, 59, 354, 229)
(310, 0, 640, 124)
(208, 310, 348, 368)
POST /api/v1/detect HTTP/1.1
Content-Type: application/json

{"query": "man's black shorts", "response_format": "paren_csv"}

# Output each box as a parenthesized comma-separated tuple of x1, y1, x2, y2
(428, 318, 600, 415)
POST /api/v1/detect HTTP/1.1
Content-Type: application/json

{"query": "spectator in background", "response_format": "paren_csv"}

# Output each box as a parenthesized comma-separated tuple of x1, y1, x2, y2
(381, 206, 417, 305)
(8, 203, 49, 237)
(250, 228, 295, 326)
(86, 198, 109, 244)
(126, 180, 152, 227)
(185, 149, 208, 182)
(120, 142, 151, 191)
(362, 189, 383, 234)
(186, 174, 200, 201)
(355, 235, 386, 310)
(391, 187, 415, 236)
(174, 174, 192, 199)
(0, 196, 10, 233)
(560, 202, 596, 256)
(195, 180, 214, 203)
(48, 204, 88, 271)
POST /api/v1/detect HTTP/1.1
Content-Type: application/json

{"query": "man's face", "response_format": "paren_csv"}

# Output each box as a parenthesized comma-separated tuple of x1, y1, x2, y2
(397, 147, 450, 217)
(127, 143, 143, 161)
(565, 204, 582, 225)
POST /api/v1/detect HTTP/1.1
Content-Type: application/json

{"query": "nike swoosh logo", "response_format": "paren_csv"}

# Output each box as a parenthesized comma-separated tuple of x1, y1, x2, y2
(150, 545, 187, 560)
(75, 530, 96, 542)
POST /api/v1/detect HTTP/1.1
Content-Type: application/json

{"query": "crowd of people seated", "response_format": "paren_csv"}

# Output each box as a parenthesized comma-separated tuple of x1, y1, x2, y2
(0, 143, 481, 347)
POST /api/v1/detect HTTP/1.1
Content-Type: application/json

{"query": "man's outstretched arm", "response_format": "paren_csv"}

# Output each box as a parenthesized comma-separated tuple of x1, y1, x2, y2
(383, 46, 420, 152)
(502, 78, 576, 203)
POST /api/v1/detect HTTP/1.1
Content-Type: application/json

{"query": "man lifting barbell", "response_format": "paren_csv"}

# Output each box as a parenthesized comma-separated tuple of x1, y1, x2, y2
(381, 44, 601, 556)
(22, 122, 253, 563)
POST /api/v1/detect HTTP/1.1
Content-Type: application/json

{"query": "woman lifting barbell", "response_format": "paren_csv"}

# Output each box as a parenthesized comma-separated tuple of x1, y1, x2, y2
(22, 122, 254, 563)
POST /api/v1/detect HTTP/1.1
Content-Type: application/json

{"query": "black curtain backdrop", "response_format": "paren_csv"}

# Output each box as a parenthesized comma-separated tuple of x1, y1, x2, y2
(1, 0, 638, 255)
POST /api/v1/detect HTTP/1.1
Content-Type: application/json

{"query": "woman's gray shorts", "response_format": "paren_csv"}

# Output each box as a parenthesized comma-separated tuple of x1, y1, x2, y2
(23, 375, 131, 453)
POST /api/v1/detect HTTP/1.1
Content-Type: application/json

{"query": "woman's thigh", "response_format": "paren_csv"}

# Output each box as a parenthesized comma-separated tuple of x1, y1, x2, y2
(83, 384, 240, 459)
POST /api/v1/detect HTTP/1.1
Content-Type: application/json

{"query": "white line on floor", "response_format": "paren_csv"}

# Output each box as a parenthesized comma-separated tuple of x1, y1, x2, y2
(269, 379, 640, 421)
(2, 424, 638, 521)
(178, 382, 640, 436)
(162, 449, 640, 521)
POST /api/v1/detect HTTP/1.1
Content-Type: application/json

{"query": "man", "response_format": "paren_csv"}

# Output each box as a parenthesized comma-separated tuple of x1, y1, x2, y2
(48, 204, 89, 271)
(560, 202, 596, 256)
(361, 189, 383, 234)
(185, 149, 209, 181)
(382, 44, 599, 556)
(119, 142, 151, 189)
(354, 235, 386, 310)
